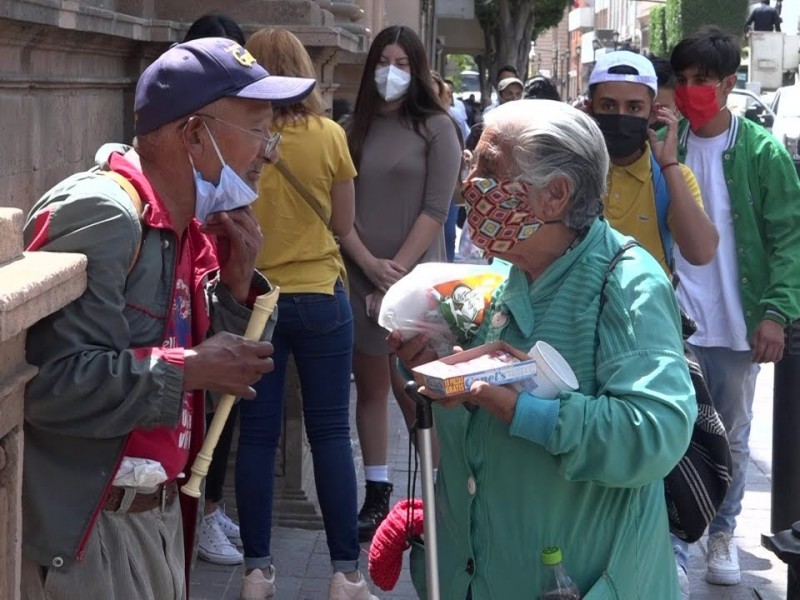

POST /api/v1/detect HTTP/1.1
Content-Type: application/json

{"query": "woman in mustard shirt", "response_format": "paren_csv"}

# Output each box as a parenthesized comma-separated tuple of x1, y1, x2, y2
(238, 29, 375, 600)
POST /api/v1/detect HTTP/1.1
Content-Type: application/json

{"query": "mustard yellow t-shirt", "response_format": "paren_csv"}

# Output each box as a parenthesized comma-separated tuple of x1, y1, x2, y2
(253, 116, 356, 294)
(603, 145, 703, 275)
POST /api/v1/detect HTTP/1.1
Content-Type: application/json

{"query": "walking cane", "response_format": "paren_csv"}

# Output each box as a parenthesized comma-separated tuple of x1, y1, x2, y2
(181, 286, 281, 498)
(405, 381, 441, 600)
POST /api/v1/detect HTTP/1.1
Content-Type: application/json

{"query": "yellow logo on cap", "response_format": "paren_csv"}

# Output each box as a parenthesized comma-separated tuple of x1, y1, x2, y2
(226, 44, 257, 68)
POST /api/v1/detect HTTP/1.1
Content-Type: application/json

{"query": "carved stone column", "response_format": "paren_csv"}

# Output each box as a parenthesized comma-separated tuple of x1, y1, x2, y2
(0, 209, 86, 599)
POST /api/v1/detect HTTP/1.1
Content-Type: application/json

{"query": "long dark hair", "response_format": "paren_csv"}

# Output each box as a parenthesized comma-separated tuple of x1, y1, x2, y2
(347, 26, 448, 168)
(183, 13, 245, 45)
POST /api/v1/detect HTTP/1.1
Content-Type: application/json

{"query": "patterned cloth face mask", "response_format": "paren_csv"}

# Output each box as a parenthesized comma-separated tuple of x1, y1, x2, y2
(462, 177, 547, 256)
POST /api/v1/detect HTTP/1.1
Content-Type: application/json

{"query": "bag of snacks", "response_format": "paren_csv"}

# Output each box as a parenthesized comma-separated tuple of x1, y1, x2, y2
(378, 262, 508, 353)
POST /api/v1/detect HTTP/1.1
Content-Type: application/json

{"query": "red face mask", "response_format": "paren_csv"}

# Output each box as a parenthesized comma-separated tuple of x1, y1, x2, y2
(674, 83, 722, 131)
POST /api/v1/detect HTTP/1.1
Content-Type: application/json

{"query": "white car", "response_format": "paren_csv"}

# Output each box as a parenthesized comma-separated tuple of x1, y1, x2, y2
(727, 88, 776, 130)
(769, 85, 800, 172)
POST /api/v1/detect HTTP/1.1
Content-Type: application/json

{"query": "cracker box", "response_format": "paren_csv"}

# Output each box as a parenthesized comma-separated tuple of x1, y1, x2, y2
(411, 341, 537, 397)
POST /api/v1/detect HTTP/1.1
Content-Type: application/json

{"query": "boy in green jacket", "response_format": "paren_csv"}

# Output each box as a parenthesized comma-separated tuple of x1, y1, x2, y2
(669, 26, 800, 589)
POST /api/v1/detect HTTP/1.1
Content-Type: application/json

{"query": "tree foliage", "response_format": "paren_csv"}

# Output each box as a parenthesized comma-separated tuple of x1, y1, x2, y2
(475, 0, 570, 85)
(663, 0, 749, 53)
(649, 5, 667, 58)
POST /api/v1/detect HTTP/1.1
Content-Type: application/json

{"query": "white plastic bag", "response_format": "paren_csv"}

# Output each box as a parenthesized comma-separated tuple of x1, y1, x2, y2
(378, 262, 509, 354)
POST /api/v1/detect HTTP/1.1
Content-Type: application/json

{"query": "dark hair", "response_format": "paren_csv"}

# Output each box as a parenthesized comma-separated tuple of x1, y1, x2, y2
(347, 26, 447, 168)
(332, 98, 352, 123)
(496, 64, 518, 82)
(524, 76, 561, 101)
(183, 13, 245, 45)
(649, 56, 676, 89)
(588, 65, 655, 98)
(670, 26, 741, 79)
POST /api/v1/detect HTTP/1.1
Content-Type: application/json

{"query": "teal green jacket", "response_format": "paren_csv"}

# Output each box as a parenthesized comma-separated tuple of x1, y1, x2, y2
(413, 219, 696, 599)
(676, 115, 800, 337)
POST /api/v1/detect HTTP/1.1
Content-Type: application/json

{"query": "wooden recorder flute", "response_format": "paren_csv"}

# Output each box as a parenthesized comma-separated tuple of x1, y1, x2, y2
(181, 286, 281, 498)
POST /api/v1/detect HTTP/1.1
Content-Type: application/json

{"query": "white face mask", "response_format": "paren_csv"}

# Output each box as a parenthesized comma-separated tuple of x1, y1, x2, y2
(189, 123, 258, 223)
(374, 65, 411, 102)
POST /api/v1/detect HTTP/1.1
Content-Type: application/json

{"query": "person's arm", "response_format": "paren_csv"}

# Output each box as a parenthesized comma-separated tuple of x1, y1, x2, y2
(393, 115, 462, 270)
(330, 179, 355, 238)
(665, 165, 718, 265)
(329, 120, 357, 239)
(649, 107, 718, 265)
(752, 138, 800, 362)
(339, 229, 405, 293)
(24, 190, 186, 438)
(474, 252, 696, 488)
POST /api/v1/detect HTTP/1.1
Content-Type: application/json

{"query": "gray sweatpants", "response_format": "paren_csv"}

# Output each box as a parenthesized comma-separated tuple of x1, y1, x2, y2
(21, 495, 185, 600)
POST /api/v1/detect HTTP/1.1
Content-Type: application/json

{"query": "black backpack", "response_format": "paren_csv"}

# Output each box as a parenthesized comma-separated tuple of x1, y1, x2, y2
(600, 242, 732, 543)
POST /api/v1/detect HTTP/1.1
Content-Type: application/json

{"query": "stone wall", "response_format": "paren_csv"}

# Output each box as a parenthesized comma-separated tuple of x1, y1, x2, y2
(0, 209, 86, 599)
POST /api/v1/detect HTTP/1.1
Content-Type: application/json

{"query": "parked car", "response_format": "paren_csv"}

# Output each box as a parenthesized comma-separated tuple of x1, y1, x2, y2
(769, 85, 800, 173)
(454, 70, 482, 105)
(727, 88, 776, 131)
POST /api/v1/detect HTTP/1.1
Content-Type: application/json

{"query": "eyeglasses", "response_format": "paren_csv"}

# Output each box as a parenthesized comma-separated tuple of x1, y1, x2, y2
(194, 113, 281, 160)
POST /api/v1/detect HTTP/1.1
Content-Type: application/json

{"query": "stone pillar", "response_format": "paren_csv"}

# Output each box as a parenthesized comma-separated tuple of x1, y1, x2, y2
(272, 358, 324, 529)
(0, 209, 86, 600)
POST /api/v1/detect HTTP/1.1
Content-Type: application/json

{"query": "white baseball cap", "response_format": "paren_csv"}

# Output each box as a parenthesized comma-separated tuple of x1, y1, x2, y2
(497, 77, 524, 93)
(588, 51, 658, 94)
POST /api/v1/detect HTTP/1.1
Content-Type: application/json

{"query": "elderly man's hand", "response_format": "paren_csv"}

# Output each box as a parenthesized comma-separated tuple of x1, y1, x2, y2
(202, 207, 263, 304)
(184, 332, 274, 399)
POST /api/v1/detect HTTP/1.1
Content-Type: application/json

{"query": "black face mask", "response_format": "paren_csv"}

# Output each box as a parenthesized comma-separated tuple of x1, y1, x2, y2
(594, 113, 650, 159)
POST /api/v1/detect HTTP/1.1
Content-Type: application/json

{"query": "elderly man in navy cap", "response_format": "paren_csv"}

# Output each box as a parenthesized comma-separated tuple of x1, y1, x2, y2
(20, 38, 315, 600)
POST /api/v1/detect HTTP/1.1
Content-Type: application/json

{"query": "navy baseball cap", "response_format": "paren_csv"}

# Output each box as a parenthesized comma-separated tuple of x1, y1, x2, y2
(134, 37, 316, 135)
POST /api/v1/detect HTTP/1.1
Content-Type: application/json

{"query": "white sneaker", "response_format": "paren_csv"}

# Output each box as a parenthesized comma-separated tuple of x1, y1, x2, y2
(328, 572, 379, 600)
(197, 513, 243, 565)
(677, 563, 690, 599)
(241, 566, 276, 600)
(214, 506, 242, 546)
(705, 532, 740, 585)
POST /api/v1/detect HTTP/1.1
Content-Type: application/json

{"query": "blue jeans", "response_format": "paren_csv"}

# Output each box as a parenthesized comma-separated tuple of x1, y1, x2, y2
(444, 202, 459, 263)
(672, 344, 759, 569)
(236, 282, 359, 572)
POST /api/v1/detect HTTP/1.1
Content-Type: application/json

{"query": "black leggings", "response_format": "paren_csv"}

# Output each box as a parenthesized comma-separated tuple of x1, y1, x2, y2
(204, 402, 239, 504)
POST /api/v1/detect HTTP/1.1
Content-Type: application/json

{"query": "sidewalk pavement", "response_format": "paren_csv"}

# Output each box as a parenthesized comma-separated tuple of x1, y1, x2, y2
(192, 364, 787, 599)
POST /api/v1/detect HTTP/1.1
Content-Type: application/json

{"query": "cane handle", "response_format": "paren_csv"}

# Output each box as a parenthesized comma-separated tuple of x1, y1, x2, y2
(181, 286, 280, 498)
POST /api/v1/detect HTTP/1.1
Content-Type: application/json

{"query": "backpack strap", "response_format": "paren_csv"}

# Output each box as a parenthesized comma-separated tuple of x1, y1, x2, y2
(650, 153, 674, 272)
(598, 240, 641, 312)
(100, 170, 145, 274)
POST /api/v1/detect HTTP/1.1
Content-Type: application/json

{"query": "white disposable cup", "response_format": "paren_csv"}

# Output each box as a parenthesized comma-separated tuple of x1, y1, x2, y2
(528, 341, 579, 399)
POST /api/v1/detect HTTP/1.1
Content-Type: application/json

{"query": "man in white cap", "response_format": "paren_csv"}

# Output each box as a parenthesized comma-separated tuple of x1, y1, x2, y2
(588, 51, 717, 278)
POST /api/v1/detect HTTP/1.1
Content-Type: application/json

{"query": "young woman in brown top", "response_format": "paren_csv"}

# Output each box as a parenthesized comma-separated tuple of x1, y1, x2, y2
(341, 25, 461, 541)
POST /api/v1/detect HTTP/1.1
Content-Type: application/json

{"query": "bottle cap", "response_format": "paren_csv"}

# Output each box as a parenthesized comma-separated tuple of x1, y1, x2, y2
(541, 546, 563, 566)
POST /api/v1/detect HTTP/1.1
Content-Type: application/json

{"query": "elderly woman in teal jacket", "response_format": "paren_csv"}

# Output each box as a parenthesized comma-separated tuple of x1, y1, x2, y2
(390, 99, 697, 599)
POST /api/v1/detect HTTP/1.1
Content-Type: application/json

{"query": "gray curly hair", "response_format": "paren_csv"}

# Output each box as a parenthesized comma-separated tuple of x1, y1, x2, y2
(482, 99, 608, 230)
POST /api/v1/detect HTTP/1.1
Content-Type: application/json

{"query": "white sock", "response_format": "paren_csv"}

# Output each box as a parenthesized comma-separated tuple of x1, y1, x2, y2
(433, 468, 439, 483)
(364, 465, 390, 483)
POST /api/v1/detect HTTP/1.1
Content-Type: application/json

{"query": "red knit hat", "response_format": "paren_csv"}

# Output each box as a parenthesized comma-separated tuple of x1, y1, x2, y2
(368, 499, 424, 591)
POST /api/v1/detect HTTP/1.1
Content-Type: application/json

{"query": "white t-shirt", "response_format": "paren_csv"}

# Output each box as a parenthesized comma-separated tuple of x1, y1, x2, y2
(675, 129, 750, 351)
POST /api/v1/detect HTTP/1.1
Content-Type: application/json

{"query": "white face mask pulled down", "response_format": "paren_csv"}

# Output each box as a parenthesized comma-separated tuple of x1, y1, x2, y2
(189, 122, 258, 223)
(374, 65, 411, 102)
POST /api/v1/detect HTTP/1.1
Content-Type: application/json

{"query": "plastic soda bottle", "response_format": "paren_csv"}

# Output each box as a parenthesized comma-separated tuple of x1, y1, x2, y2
(540, 547, 581, 600)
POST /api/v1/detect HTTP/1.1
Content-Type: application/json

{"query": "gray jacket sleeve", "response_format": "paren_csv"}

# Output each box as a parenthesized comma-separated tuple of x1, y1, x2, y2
(24, 185, 185, 439)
